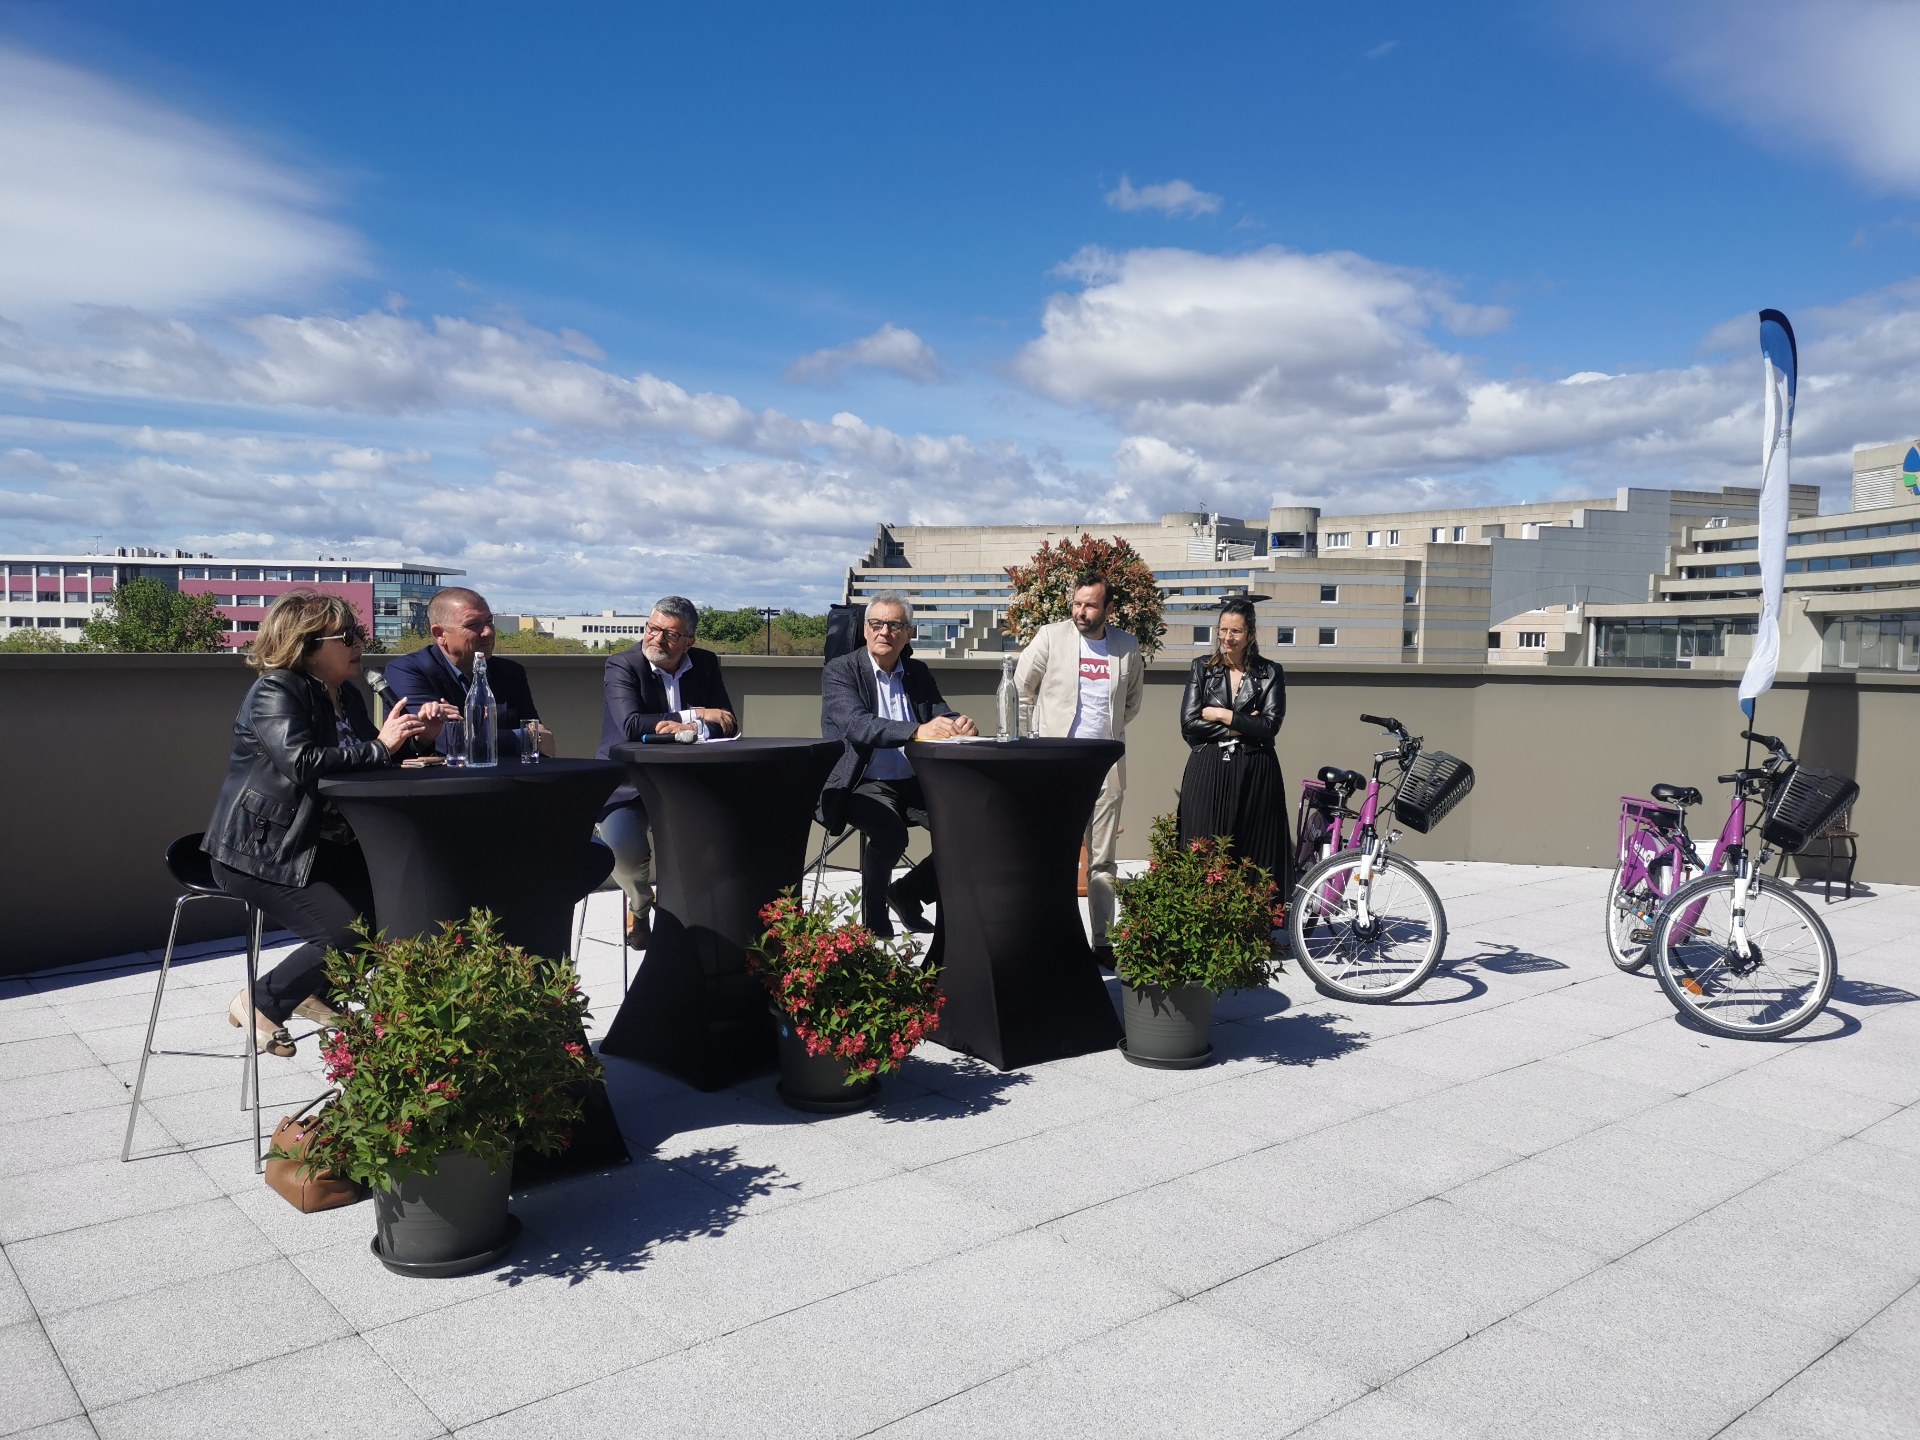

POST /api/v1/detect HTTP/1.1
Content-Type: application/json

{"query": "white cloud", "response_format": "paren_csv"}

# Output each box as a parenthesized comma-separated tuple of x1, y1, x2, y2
(1104, 176, 1223, 219)
(784, 324, 944, 386)
(1014, 242, 1920, 503)
(0, 44, 363, 315)
(1596, 0, 1920, 192)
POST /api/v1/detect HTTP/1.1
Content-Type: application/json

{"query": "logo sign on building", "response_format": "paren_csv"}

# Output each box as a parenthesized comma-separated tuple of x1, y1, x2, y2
(1903, 444, 1919, 497)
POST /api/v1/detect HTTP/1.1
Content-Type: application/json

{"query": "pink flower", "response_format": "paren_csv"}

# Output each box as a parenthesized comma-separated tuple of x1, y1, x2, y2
(564, 1041, 585, 1057)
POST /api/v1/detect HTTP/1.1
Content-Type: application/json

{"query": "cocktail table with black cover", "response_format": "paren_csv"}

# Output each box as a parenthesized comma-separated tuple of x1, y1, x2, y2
(906, 737, 1126, 1070)
(600, 737, 843, 1091)
(318, 757, 629, 1178)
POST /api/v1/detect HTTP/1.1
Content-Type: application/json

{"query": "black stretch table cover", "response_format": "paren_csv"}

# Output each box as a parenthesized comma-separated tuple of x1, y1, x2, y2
(906, 737, 1125, 1070)
(599, 737, 843, 1091)
(318, 757, 628, 1180)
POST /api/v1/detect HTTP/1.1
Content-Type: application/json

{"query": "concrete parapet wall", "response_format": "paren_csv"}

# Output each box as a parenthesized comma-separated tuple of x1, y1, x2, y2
(2, 653, 1911, 973)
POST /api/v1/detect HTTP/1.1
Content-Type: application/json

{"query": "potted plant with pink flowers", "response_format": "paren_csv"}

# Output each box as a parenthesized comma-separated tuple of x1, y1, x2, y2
(295, 909, 603, 1276)
(751, 889, 946, 1113)
(1110, 814, 1284, 1069)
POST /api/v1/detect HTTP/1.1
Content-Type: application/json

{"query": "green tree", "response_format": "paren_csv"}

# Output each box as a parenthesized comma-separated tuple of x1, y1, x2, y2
(492, 629, 593, 655)
(0, 628, 73, 654)
(696, 605, 765, 649)
(1005, 533, 1167, 656)
(81, 578, 229, 653)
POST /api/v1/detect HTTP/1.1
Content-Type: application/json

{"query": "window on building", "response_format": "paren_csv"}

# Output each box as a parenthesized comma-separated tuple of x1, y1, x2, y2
(37, 590, 56, 603)
(1487, 632, 1502, 648)
(263, 568, 290, 582)
(37, 617, 61, 628)
(1318, 628, 1337, 646)
(1366, 530, 1382, 547)
(1192, 625, 1210, 644)
(1386, 529, 1401, 546)
(1319, 584, 1339, 603)
(290, 569, 318, 582)
(1323, 532, 1351, 549)
(1481, 525, 1505, 541)
(1276, 627, 1295, 645)
(234, 567, 261, 581)
(1404, 586, 1418, 605)
(348, 570, 372, 583)
(1519, 631, 1547, 649)
(235, 620, 260, 632)
(206, 567, 233, 580)
(1430, 526, 1446, 542)
(64, 617, 86, 629)
(179, 566, 206, 580)
(1403, 629, 1417, 647)
(1453, 526, 1466, 542)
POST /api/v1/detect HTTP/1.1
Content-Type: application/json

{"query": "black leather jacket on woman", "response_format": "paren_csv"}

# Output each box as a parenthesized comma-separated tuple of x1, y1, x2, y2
(1179, 655, 1286, 750)
(203, 669, 393, 887)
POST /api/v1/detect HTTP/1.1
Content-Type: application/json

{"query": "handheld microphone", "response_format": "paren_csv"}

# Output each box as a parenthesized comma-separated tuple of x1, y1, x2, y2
(638, 728, 700, 745)
(368, 671, 395, 703)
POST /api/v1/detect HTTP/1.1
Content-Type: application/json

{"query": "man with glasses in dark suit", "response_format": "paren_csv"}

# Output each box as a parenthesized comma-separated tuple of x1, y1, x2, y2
(819, 592, 976, 937)
(595, 595, 738, 948)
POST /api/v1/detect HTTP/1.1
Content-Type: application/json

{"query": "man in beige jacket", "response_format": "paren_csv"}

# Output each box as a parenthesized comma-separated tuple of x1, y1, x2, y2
(1014, 572, 1145, 964)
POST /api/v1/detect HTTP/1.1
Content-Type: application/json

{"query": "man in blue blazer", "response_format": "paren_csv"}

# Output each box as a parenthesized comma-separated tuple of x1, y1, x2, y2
(595, 596, 738, 947)
(379, 587, 552, 760)
(820, 591, 976, 937)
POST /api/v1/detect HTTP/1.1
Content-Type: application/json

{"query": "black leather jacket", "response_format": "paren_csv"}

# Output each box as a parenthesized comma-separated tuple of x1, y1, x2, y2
(1179, 655, 1285, 750)
(202, 669, 392, 887)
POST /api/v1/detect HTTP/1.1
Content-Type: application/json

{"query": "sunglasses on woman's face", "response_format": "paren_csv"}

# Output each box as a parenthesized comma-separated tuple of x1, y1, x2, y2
(316, 627, 366, 647)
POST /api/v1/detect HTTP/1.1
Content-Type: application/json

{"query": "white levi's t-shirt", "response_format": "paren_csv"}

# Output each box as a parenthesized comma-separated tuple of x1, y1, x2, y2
(1070, 635, 1114, 739)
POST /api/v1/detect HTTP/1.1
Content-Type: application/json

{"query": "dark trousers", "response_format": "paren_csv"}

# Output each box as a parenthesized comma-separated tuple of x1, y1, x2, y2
(843, 776, 939, 934)
(211, 843, 373, 1024)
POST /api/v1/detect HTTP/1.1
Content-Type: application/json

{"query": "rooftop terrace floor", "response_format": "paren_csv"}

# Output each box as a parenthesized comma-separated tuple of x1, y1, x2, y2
(4, 863, 1918, 1438)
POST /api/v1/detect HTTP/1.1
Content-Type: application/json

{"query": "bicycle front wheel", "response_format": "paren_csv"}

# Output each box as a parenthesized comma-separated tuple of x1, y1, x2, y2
(1289, 849, 1447, 1001)
(1604, 860, 1665, 973)
(1651, 872, 1835, 1039)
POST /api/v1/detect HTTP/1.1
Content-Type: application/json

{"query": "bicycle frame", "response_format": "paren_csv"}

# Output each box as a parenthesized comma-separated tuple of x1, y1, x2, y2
(1299, 743, 1403, 924)
(1616, 789, 1745, 902)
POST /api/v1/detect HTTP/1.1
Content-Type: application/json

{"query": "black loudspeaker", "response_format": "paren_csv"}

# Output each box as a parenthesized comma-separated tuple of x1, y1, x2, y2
(825, 603, 866, 663)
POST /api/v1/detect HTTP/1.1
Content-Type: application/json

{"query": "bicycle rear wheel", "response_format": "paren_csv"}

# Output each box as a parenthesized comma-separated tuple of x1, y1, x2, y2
(1651, 873, 1835, 1039)
(1604, 859, 1667, 973)
(1289, 849, 1447, 1001)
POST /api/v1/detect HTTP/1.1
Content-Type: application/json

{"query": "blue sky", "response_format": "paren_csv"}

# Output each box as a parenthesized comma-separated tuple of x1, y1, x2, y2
(3, 1, 1919, 610)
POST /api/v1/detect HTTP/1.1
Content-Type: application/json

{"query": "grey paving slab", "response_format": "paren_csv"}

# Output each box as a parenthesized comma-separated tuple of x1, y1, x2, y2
(49, 985, 235, 1038)
(224, 1179, 381, 1256)
(1197, 1198, 1601, 1389)
(1453, 1055, 1677, 1123)
(88, 1335, 447, 1440)
(1693, 1065, 1904, 1136)
(1615, 1093, 1840, 1173)
(0, 1322, 86, 1436)
(1376, 1011, 1592, 1082)
(135, 1067, 329, 1147)
(0, 1251, 31, 1328)
(0, 1069, 130, 1128)
(1, 1152, 224, 1245)
(1286, 1389, 1461, 1440)
(1526, 1117, 1774, 1213)
(7, 1196, 276, 1318)
(1722, 1336, 1920, 1440)
(364, 1272, 684, 1432)
(1440, 1150, 1724, 1261)
(823, 1061, 1126, 1171)
(9, 1419, 100, 1440)
(40, 1258, 352, 1410)
(1, 1103, 176, 1180)
(1141, 1064, 1370, 1146)
(0, 1037, 101, 1085)
(918, 1089, 1273, 1227)
(871, 1300, 1367, 1440)
(1555, 1029, 1771, 1094)
(1383, 1078, 1605, 1156)
(1040, 1174, 1312, 1297)
(1763, 1037, 1920, 1106)
(1852, 1281, 1920, 1365)
(456, 1229, 1175, 1440)
(0, 1006, 72, 1046)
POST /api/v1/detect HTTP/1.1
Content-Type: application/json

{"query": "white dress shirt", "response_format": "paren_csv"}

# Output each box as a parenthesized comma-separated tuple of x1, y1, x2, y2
(650, 654, 710, 739)
(865, 657, 914, 782)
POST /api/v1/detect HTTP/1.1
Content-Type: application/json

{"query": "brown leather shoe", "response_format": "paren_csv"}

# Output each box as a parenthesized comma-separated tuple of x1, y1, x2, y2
(626, 909, 652, 949)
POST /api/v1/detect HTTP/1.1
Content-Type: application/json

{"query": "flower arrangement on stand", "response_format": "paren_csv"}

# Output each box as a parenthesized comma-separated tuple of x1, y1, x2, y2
(1109, 814, 1284, 1068)
(296, 908, 603, 1275)
(751, 888, 946, 1112)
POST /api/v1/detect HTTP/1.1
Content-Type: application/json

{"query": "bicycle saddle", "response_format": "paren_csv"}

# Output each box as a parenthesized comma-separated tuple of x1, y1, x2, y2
(1650, 783, 1702, 807)
(1317, 766, 1366, 791)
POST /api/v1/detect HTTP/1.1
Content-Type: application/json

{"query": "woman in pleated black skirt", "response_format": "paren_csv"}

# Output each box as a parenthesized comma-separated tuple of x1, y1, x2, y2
(1176, 598, 1289, 879)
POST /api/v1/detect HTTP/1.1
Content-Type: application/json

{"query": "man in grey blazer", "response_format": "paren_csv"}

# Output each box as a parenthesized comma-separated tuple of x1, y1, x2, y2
(1014, 572, 1144, 964)
(820, 592, 977, 936)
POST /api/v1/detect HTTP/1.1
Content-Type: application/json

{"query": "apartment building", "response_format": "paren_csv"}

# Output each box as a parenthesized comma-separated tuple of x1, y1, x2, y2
(1585, 441, 1920, 672)
(844, 484, 1808, 665)
(0, 548, 459, 648)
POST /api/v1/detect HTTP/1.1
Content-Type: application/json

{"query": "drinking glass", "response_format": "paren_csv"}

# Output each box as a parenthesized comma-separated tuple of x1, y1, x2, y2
(516, 723, 542, 762)
(445, 716, 468, 767)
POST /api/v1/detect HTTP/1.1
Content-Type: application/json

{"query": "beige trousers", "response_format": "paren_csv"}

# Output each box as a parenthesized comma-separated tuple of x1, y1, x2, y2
(1087, 757, 1125, 945)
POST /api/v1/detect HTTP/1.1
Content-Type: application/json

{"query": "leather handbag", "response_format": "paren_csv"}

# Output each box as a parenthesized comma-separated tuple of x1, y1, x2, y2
(264, 1093, 364, 1213)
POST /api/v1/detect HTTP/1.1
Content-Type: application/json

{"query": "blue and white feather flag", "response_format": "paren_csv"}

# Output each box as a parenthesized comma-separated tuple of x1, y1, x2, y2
(1739, 309, 1796, 720)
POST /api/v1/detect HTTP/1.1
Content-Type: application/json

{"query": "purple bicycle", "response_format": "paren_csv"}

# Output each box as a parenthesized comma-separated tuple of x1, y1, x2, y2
(1287, 714, 1475, 1002)
(1640, 730, 1851, 1039)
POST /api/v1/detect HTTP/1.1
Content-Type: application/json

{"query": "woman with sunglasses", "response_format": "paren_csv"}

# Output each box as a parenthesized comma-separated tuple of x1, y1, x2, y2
(203, 590, 451, 1056)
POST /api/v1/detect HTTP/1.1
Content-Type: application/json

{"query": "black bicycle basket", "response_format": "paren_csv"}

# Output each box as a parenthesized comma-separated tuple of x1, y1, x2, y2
(1760, 765, 1859, 855)
(1393, 750, 1475, 834)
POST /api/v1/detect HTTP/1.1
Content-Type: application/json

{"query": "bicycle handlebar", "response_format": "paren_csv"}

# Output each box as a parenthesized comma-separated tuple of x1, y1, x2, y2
(1740, 729, 1786, 754)
(1359, 713, 1406, 736)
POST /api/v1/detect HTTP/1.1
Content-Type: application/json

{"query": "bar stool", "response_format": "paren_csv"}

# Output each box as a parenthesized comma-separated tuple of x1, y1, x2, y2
(122, 834, 270, 1171)
(571, 878, 634, 989)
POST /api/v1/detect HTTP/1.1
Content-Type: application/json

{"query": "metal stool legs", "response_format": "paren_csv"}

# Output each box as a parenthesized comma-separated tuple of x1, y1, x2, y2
(571, 888, 634, 990)
(122, 896, 266, 1168)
